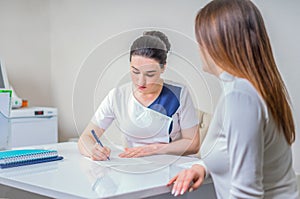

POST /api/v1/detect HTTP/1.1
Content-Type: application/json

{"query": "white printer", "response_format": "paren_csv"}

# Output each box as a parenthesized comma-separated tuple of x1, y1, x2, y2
(0, 104, 58, 149)
(9, 107, 58, 147)
(0, 61, 58, 148)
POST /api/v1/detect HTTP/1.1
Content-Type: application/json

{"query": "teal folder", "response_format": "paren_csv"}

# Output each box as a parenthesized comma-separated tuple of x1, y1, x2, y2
(0, 149, 63, 169)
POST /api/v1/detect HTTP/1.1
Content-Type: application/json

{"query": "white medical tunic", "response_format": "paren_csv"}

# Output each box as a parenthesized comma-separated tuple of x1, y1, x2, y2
(91, 80, 198, 147)
(200, 72, 299, 199)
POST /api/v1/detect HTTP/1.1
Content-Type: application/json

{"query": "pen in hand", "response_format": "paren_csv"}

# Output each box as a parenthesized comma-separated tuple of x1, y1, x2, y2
(91, 129, 110, 160)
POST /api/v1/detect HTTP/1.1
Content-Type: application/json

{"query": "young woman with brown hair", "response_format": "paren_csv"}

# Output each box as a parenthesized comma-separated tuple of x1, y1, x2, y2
(168, 0, 299, 198)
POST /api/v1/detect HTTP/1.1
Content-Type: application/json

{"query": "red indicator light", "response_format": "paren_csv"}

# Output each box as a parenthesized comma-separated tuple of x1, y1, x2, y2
(34, 111, 44, 115)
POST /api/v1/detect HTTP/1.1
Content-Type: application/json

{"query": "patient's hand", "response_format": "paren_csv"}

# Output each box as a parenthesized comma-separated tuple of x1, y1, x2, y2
(167, 164, 206, 196)
(118, 144, 162, 158)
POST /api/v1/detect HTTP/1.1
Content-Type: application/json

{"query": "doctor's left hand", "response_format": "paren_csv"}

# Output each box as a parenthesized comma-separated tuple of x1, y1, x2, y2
(118, 144, 162, 158)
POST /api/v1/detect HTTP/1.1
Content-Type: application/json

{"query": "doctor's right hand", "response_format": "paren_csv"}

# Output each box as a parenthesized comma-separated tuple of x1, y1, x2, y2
(90, 143, 111, 161)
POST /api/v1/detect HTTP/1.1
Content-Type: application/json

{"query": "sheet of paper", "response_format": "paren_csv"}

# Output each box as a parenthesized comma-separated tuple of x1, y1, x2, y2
(90, 157, 152, 167)
(0, 90, 11, 117)
(0, 90, 11, 150)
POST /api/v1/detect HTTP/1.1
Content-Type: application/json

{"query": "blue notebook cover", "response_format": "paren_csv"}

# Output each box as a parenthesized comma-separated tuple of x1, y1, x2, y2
(0, 149, 63, 169)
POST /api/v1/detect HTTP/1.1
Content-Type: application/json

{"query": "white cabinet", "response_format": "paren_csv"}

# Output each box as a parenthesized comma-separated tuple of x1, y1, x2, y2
(10, 115, 58, 147)
(0, 107, 58, 148)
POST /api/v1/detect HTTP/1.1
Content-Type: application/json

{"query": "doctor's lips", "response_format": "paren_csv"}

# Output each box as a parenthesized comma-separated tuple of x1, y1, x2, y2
(138, 85, 147, 90)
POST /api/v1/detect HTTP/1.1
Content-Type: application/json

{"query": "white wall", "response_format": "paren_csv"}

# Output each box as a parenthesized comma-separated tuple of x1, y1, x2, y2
(0, 0, 51, 106)
(0, 0, 299, 173)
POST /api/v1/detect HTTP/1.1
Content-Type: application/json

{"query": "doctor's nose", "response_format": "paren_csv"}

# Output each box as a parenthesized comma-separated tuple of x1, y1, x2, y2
(137, 75, 146, 85)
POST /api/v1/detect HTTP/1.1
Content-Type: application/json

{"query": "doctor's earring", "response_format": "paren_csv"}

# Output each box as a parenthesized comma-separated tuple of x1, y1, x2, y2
(160, 65, 166, 73)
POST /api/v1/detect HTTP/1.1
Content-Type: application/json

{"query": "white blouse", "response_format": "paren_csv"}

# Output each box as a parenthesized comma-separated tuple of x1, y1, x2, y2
(199, 72, 299, 199)
(91, 80, 198, 147)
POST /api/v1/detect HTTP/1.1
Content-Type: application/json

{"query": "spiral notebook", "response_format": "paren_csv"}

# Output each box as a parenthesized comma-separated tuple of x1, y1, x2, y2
(0, 149, 63, 169)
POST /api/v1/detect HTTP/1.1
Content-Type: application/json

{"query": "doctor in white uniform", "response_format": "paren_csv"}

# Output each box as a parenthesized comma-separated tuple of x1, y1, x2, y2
(78, 31, 200, 161)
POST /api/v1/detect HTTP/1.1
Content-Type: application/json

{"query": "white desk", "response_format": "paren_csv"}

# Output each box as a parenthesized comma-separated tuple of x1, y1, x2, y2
(0, 142, 216, 199)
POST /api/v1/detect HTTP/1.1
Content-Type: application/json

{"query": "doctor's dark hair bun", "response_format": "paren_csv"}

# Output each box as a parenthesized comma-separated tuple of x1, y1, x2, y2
(143, 31, 171, 53)
(130, 31, 171, 65)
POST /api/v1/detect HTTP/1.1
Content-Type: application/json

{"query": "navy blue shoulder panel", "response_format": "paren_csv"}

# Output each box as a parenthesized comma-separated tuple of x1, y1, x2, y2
(148, 83, 181, 117)
(148, 83, 182, 140)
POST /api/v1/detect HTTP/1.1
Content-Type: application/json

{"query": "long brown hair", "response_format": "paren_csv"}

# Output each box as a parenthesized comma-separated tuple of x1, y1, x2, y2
(195, 0, 295, 144)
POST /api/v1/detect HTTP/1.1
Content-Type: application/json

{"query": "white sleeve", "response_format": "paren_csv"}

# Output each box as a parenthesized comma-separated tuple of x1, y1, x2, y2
(178, 86, 199, 129)
(195, 160, 210, 179)
(179, 159, 210, 179)
(225, 92, 264, 198)
(91, 89, 116, 130)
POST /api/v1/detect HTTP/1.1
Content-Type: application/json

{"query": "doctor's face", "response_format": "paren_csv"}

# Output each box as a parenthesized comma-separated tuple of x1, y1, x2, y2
(130, 55, 164, 94)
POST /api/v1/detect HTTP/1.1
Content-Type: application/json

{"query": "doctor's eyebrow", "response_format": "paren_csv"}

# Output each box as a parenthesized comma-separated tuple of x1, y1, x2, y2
(131, 66, 157, 73)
